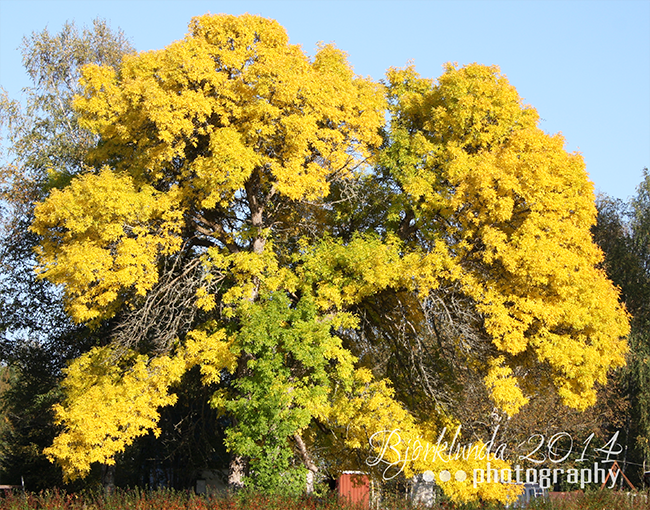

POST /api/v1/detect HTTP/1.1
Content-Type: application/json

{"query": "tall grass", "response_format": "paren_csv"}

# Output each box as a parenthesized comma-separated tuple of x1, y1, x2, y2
(0, 489, 647, 510)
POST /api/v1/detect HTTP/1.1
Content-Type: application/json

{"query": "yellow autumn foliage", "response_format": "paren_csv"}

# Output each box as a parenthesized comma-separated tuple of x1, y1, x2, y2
(183, 327, 237, 385)
(75, 13, 385, 205)
(44, 327, 242, 481)
(317, 368, 521, 504)
(385, 63, 629, 411)
(30, 168, 183, 322)
(33, 13, 385, 324)
(44, 347, 186, 480)
(484, 357, 529, 417)
(28, 13, 630, 502)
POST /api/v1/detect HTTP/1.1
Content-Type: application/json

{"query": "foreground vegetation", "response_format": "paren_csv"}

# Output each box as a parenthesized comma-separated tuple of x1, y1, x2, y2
(0, 489, 648, 510)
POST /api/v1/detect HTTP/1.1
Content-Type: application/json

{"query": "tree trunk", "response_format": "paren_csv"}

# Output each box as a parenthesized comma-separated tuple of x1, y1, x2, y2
(102, 463, 115, 495)
(227, 168, 266, 492)
(294, 432, 318, 494)
(228, 453, 248, 491)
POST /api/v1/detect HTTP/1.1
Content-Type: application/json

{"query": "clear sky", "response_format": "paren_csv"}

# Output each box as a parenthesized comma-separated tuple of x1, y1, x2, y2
(0, 0, 648, 201)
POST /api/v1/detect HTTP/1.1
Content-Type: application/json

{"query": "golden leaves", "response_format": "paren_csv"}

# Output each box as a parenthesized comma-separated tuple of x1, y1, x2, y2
(44, 346, 185, 480)
(320, 368, 521, 504)
(30, 14, 631, 500)
(386, 62, 629, 410)
(484, 356, 529, 417)
(75, 14, 385, 206)
(183, 328, 237, 384)
(31, 168, 183, 322)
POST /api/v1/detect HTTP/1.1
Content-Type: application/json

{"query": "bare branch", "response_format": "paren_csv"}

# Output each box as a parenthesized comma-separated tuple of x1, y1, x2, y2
(111, 253, 223, 354)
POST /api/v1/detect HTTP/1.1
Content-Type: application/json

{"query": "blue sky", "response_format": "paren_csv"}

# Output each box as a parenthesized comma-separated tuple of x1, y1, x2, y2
(0, 0, 648, 201)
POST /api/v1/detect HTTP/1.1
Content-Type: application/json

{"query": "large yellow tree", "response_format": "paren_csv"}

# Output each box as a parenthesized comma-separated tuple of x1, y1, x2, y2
(29, 14, 628, 502)
(378, 63, 628, 412)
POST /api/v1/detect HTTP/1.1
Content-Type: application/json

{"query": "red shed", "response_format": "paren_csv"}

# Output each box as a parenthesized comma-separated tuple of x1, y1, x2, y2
(337, 471, 370, 508)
